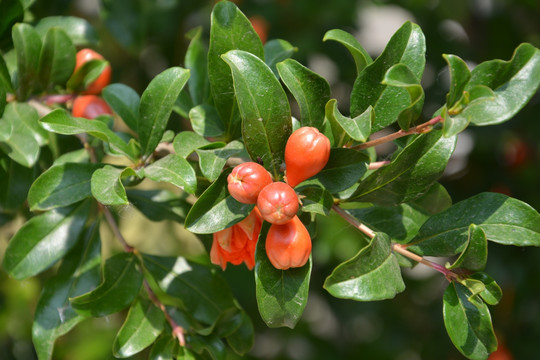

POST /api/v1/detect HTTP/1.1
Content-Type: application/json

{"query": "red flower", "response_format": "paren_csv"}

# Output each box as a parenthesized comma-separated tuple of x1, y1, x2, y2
(210, 207, 263, 270)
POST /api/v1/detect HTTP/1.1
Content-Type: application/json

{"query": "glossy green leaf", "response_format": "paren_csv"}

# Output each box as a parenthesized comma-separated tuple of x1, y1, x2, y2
(0, 114, 11, 142)
(226, 310, 254, 355)
(28, 163, 103, 211)
(297, 186, 334, 216)
(208, 0, 264, 140)
(138, 67, 190, 157)
(468, 272, 502, 306)
(102, 83, 140, 133)
(40, 109, 138, 161)
(70, 252, 143, 317)
(190, 334, 226, 360)
(349, 130, 457, 205)
(35, 16, 98, 46)
(52, 148, 89, 166)
(255, 223, 312, 328)
(143, 255, 236, 326)
(302, 147, 369, 194)
(410, 182, 452, 215)
(38, 27, 76, 89)
(32, 223, 101, 360)
(324, 232, 405, 301)
(189, 104, 224, 138)
(0, 101, 44, 167)
(185, 168, 253, 234)
(0, 52, 14, 94)
(325, 99, 372, 146)
(277, 58, 330, 130)
(350, 21, 426, 132)
(0, 0, 23, 45)
(349, 203, 430, 244)
(12, 23, 42, 98)
(323, 29, 372, 74)
(173, 131, 211, 158)
(2, 200, 91, 280)
(144, 154, 197, 194)
(444, 54, 471, 108)
(264, 39, 297, 77)
(127, 189, 190, 223)
(222, 50, 291, 178)
(185, 27, 209, 105)
(409, 192, 540, 256)
(66, 58, 108, 92)
(456, 43, 540, 127)
(0, 156, 34, 211)
(112, 296, 165, 358)
(196, 140, 243, 182)
(443, 282, 497, 360)
(91, 165, 136, 206)
(382, 63, 425, 130)
(149, 333, 180, 360)
(447, 224, 487, 272)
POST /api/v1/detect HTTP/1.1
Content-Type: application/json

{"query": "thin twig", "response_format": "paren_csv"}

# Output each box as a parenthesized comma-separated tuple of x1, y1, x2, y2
(351, 116, 443, 151)
(332, 204, 458, 281)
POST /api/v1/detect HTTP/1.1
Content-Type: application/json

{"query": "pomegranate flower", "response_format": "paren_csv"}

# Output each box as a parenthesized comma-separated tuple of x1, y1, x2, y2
(210, 207, 263, 270)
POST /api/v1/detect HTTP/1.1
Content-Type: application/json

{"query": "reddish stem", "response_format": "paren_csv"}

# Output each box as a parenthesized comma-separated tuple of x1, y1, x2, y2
(351, 116, 444, 151)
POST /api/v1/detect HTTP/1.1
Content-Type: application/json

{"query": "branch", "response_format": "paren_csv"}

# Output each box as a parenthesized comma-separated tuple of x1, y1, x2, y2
(351, 115, 443, 151)
(331, 204, 458, 281)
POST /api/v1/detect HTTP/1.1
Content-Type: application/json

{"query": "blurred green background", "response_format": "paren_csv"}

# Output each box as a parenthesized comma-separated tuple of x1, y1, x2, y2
(1, 0, 540, 359)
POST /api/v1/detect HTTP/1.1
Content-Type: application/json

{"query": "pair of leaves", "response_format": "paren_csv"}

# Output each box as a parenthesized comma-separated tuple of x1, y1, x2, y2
(408, 192, 540, 256)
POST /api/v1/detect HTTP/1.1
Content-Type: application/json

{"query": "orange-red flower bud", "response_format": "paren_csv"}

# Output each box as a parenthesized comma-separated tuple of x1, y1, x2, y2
(228, 162, 273, 204)
(256, 181, 299, 224)
(265, 215, 311, 270)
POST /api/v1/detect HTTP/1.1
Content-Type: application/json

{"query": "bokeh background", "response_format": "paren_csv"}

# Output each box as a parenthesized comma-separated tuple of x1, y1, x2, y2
(1, 0, 539, 359)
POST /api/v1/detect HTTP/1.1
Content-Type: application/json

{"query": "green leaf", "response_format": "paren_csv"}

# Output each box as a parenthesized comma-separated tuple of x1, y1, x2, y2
(40, 109, 138, 161)
(410, 182, 452, 215)
(469, 272, 502, 306)
(12, 23, 42, 98)
(325, 99, 372, 147)
(173, 131, 211, 158)
(189, 104, 224, 138)
(38, 27, 76, 89)
(324, 232, 405, 301)
(32, 223, 101, 360)
(349, 203, 430, 244)
(138, 67, 190, 157)
(112, 296, 165, 358)
(0, 1, 23, 46)
(350, 21, 426, 132)
(222, 50, 291, 178)
(349, 130, 457, 206)
(226, 310, 254, 355)
(66, 58, 108, 92)
(196, 140, 243, 182)
(277, 58, 330, 130)
(149, 333, 180, 360)
(456, 43, 540, 127)
(2, 200, 91, 280)
(143, 154, 197, 194)
(35, 16, 98, 46)
(208, 0, 264, 140)
(91, 165, 136, 206)
(0, 53, 13, 95)
(28, 162, 103, 211)
(52, 148, 89, 166)
(447, 224, 487, 272)
(382, 63, 425, 131)
(323, 29, 372, 74)
(297, 186, 334, 216)
(0, 156, 34, 211)
(127, 189, 190, 223)
(443, 282, 497, 360)
(70, 252, 143, 317)
(408, 192, 540, 256)
(264, 39, 297, 77)
(255, 223, 312, 328)
(102, 83, 140, 133)
(302, 147, 369, 194)
(444, 54, 471, 108)
(185, 27, 210, 105)
(185, 168, 253, 234)
(190, 334, 227, 360)
(0, 102, 44, 167)
(143, 255, 236, 326)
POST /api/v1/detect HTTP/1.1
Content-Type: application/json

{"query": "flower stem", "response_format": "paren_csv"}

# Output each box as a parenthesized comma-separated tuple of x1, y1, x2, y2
(351, 116, 443, 151)
(331, 204, 458, 281)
